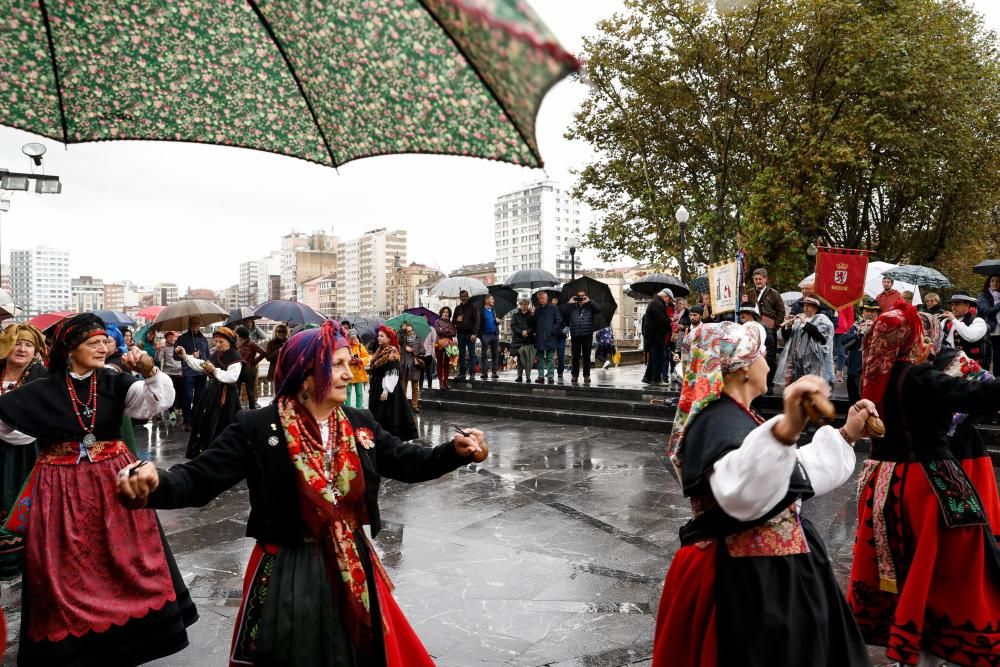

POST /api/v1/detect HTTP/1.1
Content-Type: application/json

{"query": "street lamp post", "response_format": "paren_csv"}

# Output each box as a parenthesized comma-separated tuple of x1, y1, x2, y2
(675, 205, 690, 283)
(567, 236, 579, 281)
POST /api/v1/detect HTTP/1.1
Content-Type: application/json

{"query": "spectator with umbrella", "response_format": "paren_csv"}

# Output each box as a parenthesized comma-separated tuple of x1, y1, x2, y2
(263, 324, 290, 398)
(397, 322, 424, 413)
(511, 298, 536, 382)
(533, 291, 563, 385)
(560, 288, 602, 385)
(642, 289, 674, 385)
(477, 295, 501, 381)
(175, 317, 210, 432)
(226, 307, 266, 344)
(452, 290, 481, 383)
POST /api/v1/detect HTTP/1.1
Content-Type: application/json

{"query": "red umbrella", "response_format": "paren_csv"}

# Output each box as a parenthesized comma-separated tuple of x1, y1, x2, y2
(137, 305, 165, 321)
(28, 311, 76, 332)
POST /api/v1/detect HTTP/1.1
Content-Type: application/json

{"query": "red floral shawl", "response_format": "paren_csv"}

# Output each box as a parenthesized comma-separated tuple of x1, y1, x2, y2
(861, 302, 924, 417)
(277, 397, 386, 650)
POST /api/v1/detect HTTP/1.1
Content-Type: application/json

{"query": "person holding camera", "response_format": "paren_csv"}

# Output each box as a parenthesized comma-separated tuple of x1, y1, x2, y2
(346, 329, 370, 408)
(561, 290, 602, 385)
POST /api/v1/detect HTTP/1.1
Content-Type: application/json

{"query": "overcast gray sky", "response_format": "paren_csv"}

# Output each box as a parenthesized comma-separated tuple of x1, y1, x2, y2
(0, 0, 996, 291)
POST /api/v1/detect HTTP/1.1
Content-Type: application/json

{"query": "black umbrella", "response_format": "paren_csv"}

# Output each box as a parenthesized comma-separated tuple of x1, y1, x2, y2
(973, 259, 1000, 277)
(629, 273, 690, 298)
(502, 268, 559, 289)
(530, 288, 563, 307)
(224, 306, 261, 327)
(561, 276, 618, 329)
(471, 285, 520, 319)
(351, 317, 385, 345)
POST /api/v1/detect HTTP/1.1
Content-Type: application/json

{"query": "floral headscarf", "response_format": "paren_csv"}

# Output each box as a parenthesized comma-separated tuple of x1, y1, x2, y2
(668, 321, 766, 471)
(862, 302, 924, 417)
(915, 311, 943, 360)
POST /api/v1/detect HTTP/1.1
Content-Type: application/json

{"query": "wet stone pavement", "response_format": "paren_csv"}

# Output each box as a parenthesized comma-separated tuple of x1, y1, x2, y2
(3, 401, 973, 665)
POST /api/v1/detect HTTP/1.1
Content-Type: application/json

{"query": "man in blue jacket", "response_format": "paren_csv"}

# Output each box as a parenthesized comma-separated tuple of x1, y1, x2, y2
(173, 316, 211, 431)
(478, 294, 501, 380)
(561, 289, 603, 384)
(533, 291, 562, 384)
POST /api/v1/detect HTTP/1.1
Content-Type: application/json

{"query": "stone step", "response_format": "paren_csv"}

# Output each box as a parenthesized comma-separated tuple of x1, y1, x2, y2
(419, 398, 672, 434)
(425, 387, 675, 418)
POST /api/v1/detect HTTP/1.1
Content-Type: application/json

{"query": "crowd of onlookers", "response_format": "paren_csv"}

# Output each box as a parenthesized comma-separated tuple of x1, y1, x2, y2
(638, 267, 1000, 400)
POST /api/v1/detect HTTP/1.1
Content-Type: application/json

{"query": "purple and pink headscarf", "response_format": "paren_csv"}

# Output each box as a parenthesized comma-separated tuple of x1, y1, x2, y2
(274, 320, 349, 401)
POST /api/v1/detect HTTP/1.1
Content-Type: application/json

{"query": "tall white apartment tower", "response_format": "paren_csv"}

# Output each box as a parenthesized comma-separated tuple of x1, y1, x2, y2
(335, 229, 407, 315)
(494, 180, 592, 284)
(10, 246, 71, 317)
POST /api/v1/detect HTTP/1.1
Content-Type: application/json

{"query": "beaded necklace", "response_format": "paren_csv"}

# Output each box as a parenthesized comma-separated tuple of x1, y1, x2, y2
(66, 373, 99, 446)
(293, 409, 341, 499)
(0, 363, 27, 395)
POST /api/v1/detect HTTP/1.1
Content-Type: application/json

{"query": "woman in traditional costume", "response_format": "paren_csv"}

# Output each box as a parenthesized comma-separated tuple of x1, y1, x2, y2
(177, 326, 243, 458)
(116, 320, 487, 666)
(0, 323, 48, 578)
(0, 313, 194, 666)
(849, 302, 1000, 666)
(367, 327, 418, 442)
(652, 320, 872, 666)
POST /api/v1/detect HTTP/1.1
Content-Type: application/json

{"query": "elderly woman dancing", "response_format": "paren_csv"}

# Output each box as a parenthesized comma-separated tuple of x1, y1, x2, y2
(0, 313, 193, 666)
(848, 302, 1000, 666)
(117, 320, 488, 667)
(652, 320, 873, 666)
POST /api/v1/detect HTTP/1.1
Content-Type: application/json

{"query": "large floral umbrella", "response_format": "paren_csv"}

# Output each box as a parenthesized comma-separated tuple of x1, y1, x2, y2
(0, 1, 577, 168)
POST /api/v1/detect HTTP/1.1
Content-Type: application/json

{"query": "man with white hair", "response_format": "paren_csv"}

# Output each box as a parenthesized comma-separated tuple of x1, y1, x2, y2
(641, 288, 674, 385)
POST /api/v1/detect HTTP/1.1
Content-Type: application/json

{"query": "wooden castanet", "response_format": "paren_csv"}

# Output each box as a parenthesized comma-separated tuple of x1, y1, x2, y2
(866, 415, 886, 438)
(802, 392, 836, 426)
(471, 445, 489, 463)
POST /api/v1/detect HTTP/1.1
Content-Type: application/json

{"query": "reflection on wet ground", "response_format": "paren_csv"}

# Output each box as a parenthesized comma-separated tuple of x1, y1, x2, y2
(3, 407, 969, 665)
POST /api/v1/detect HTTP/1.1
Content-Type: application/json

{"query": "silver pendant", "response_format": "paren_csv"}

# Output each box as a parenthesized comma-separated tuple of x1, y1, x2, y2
(267, 435, 279, 447)
(82, 433, 97, 447)
(81, 407, 93, 420)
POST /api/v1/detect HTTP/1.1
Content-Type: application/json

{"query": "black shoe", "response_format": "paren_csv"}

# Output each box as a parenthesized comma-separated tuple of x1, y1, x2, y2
(547, 377, 555, 384)
(491, 374, 499, 380)
(535, 377, 545, 384)
(571, 376, 579, 384)
(584, 377, 591, 384)
(515, 375, 523, 383)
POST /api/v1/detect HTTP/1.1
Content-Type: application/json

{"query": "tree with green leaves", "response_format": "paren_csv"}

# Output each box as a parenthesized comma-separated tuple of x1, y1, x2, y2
(569, 0, 1000, 290)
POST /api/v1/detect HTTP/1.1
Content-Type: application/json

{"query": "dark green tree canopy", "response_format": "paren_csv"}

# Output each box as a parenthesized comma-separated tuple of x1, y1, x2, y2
(569, 0, 1000, 290)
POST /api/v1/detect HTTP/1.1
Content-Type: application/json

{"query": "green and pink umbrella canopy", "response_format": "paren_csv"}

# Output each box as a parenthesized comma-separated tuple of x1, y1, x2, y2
(0, 0, 578, 168)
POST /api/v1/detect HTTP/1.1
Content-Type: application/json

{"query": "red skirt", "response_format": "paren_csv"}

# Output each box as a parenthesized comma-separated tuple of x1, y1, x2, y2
(849, 461, 1000, 666)
(25, 450, 177, 642)
(962, 456, 1000, 538)
(652, 542, 718, 667)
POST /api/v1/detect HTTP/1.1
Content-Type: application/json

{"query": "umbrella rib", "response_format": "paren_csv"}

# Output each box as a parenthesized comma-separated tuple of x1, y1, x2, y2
(246, 1, 340, 168)
(38, 0, 70, 144)
(414, 0, 543, 168)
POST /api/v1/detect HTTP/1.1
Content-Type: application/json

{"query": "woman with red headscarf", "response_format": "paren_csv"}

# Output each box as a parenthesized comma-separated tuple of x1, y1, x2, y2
(849, 302, 1000, 666)
(367, 326, 418, 442)
(116, 320, 488, 666)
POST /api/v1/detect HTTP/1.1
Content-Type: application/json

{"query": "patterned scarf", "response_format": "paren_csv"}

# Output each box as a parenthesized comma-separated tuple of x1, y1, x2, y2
(277, 397, 374, 647)
(369, 342, 400, 369)
(668, 321, 766, 476)
(862, 302, 924, 417)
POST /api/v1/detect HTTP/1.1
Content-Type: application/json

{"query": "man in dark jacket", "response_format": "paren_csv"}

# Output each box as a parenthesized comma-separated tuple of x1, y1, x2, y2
(642, 289, 673, 385)
(751, 268, 786, 393)
(533, 291, 562, 384)
(510, 298, 536, 383)
(452, 290, 481, 382)
(561, 289, 603, 384)
(174, 316, 210, 431)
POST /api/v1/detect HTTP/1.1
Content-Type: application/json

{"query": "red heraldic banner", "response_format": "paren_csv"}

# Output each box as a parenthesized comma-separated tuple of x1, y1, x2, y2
(814, 247, 869, 310)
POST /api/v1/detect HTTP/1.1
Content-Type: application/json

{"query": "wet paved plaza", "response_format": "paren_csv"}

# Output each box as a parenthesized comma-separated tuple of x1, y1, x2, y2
(2, 397, 973, 665)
